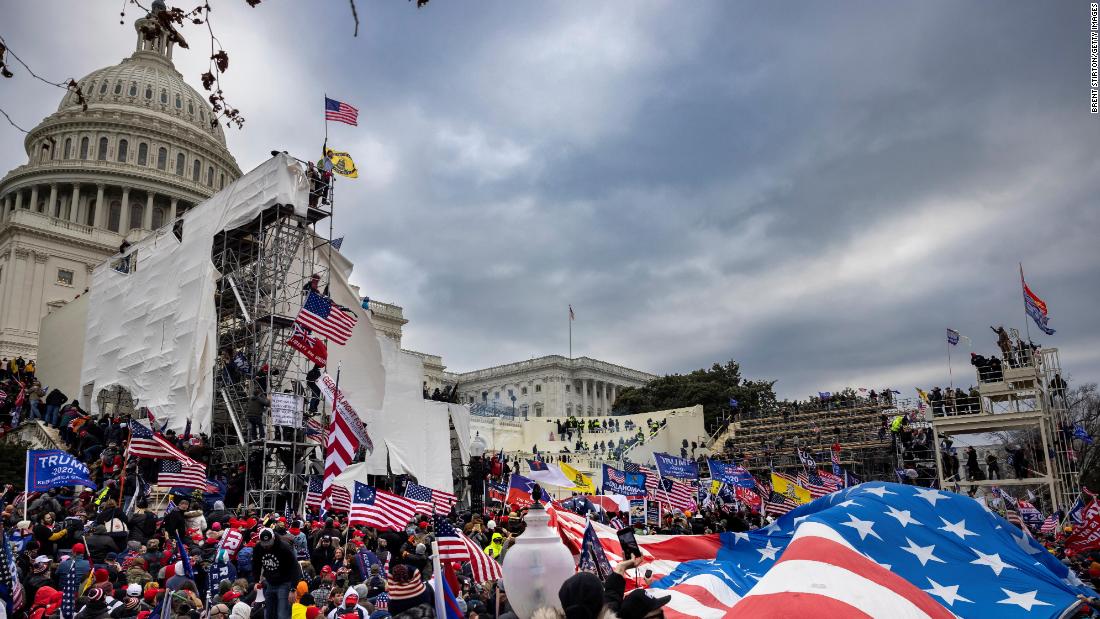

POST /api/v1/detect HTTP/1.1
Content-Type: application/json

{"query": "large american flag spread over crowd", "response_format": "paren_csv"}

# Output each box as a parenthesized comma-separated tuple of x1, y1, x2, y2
(549, 482, 1096, 619)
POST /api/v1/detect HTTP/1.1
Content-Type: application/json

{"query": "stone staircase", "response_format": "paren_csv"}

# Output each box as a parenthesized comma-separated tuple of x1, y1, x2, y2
(1, 420, 67, 451)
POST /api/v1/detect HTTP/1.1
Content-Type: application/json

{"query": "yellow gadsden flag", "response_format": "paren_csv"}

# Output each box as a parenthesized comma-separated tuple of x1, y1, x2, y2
(559, 462, 596, 494)
(771, 472, 812, 505)
(321, 150, 359, 178)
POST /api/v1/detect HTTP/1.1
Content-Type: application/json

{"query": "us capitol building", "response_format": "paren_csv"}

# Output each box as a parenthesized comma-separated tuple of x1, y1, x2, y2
(0, 4, 241, 360)
(1, 5, 658, 405)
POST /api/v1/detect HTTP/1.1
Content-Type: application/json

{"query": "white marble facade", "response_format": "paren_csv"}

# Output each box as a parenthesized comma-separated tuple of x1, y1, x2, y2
(0, 6, 241, 360)
(445, 355, 656, 418)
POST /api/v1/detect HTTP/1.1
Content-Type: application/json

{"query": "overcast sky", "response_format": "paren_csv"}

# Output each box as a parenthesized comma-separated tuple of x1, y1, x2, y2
(2, 1, 1098, 399)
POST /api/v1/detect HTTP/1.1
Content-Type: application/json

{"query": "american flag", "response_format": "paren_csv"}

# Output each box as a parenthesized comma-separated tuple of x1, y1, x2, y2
(656, 477, 696, 512)
(1040, 514, 1058, 534)
(1005, 508, 1023, 528)
(434, 515, 502, 583)
(296, 290, 358, 345)
(404, 482, 457, 514)
(553, 482, 1088, 619)
(797, 470, 832, 499)
(127, 420, 196, 463)
(324, 97, 359, 126)
(818, 469, 845, 492)
(157, 459, 207, 489)
(305, 417, 326, 444)
(349, 482, 418, 531)
(757, 477, 797, 516)
(727, 523, 955, 618)
(322, 378, 362, 510)
(306, 476, 351, 512)
(0, 529, 24, 612)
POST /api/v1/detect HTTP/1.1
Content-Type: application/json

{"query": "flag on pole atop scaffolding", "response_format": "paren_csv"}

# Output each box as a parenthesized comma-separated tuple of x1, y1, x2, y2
(1021, 265, 1056, 335)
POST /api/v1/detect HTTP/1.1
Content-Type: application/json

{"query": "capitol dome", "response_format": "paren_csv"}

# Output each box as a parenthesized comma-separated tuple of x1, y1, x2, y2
(0, 6, 241, 237)
(0, 7, 244, 360)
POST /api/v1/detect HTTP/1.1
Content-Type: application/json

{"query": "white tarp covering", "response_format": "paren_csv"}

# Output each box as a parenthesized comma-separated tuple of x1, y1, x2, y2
(79, 154, 385, 434)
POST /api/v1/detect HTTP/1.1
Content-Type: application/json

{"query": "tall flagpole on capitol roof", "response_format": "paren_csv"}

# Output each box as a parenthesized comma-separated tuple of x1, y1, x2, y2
(1018, 262, 1032, 344)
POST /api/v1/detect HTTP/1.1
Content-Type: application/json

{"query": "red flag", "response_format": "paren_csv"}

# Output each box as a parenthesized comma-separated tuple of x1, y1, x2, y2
(288, 323, 328, 367)
(734, 486, 761, 511)
(1066, 500, 1100, 553)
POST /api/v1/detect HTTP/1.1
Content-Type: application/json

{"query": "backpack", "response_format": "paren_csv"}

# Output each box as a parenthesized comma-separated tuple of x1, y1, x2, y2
(236, 546, 253, 573)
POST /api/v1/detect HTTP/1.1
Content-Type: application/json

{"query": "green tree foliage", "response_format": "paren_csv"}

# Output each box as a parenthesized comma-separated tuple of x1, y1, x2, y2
(613, 360, 777, 430)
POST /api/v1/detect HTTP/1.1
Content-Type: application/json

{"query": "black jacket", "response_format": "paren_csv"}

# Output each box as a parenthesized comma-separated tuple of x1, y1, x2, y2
(252, 539, 301, 586)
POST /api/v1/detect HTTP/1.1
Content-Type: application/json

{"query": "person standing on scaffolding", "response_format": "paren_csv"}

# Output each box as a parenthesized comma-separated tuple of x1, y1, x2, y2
(319, 149, 335, 206)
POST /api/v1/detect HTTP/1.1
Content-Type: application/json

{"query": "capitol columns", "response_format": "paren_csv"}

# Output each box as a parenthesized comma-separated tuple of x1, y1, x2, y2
(94, 184, 106, 228)
(70, 183, 81, 223)
(143, 192, 154, 229)
(119, 188, 131, 231)
(47, 184, 58, 218)
(13, 190, 22, 212)
(29, 186, 39, 213)
(168, 197, 178, 222)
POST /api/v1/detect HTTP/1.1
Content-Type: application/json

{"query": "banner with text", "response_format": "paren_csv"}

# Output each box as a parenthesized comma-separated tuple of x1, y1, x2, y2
(1067, 500, 1100, 553)
(28, 450, 98, 491)
(319, 372, 373, 454)
(602, 464, 647, 497)
(270, 393, 304, 428)
(707, 458, 755, 489)
(654, 452, 699, 480)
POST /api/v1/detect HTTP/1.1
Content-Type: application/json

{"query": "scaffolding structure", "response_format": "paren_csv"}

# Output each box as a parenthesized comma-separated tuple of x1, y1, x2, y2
(931, 334, 1079, 512)
(207, 196, 333, 512)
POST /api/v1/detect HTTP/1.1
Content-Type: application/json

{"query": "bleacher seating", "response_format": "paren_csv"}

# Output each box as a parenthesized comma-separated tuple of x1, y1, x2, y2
(718, 397, 917, 479)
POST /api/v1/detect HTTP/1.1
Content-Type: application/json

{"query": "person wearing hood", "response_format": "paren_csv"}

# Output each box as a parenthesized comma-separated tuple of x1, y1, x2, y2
(166, 559, 196, 591)
(253, 528, 301, 619)
(326, 588, 367, 619)
(483, 532, 505, 561)
(127, 501, 157, 545)
(25, 556, 54, 610)
(29, 586, 63, 619)
(87, 524, 120, 564)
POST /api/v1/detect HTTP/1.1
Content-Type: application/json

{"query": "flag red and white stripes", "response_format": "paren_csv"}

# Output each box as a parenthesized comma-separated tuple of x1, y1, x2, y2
(725, 522, 953, 618)
(296, 291, 358, 345)
(128, 420, 197, 463)
(325, 97, 359, 126)
(434, 516, 502, 583)
(656, 478, 697, 512)
(349, 482, 418, 531)
(157, 459, 207, 489)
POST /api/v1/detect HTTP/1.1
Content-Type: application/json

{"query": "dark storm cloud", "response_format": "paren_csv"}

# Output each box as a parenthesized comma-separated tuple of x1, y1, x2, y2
(2, 1, 1097, 398)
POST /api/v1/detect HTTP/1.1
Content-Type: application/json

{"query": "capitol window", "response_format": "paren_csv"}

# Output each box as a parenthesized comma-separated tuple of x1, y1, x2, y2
(79, 137, 89, 159)
(192, 160, 200, 181)
(566, 384, 571, 392)
(114, 81, 122, 95)
(535, 384, 542, 393)
(129, 82, 137, 97)
(117, 139, 128, 162)
(175, 94, 182, 109)
(56, 269, 74, 286)
(219, 173, 225, 189)
(494, 392, 500, 399)
(175, 153, 185, 176)
(145, 85, 152, 99)
(521, 387, 528, 395)
(108, 201, 122, 232)
(99, 82, 108, 95)
(63, 138, 71, 159)
(157, 148, 167, 171)
(534, 403, 544, 417)
(137, 143, 148, 166)
(97, 137, 108, 161)
(207, 166, 214, 187)
(188, 100, 194, 115)
(160, 89, 168, 104)
(129, 203, 143, 231)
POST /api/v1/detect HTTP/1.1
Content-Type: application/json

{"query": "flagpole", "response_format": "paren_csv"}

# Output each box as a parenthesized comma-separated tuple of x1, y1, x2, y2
(117, 432, 132, 505)
(1019, 263, 1032, 344)
(568, 306, 572, 360)
(947, 336, 954, 391)
(24, 451, 29, 522)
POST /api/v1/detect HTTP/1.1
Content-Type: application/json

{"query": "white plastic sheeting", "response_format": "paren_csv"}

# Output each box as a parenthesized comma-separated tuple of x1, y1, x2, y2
(79, 154, 385, 435)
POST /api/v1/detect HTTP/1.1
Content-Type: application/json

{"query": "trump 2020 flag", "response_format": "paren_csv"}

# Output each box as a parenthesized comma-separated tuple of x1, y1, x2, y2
(27, 450, 97, 491)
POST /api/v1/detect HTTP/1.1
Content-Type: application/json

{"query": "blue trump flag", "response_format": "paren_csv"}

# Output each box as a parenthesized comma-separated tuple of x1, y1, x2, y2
(1073, 425, 1093, 446)
(653, 452, 699, 480)
(707, 458, 755, 489)
(27, 450, 97, 491)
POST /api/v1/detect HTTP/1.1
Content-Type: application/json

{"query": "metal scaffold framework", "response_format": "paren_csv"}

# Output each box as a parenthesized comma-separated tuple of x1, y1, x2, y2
(207, 190, 334, 512)
(931, 332, 1079, 513)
